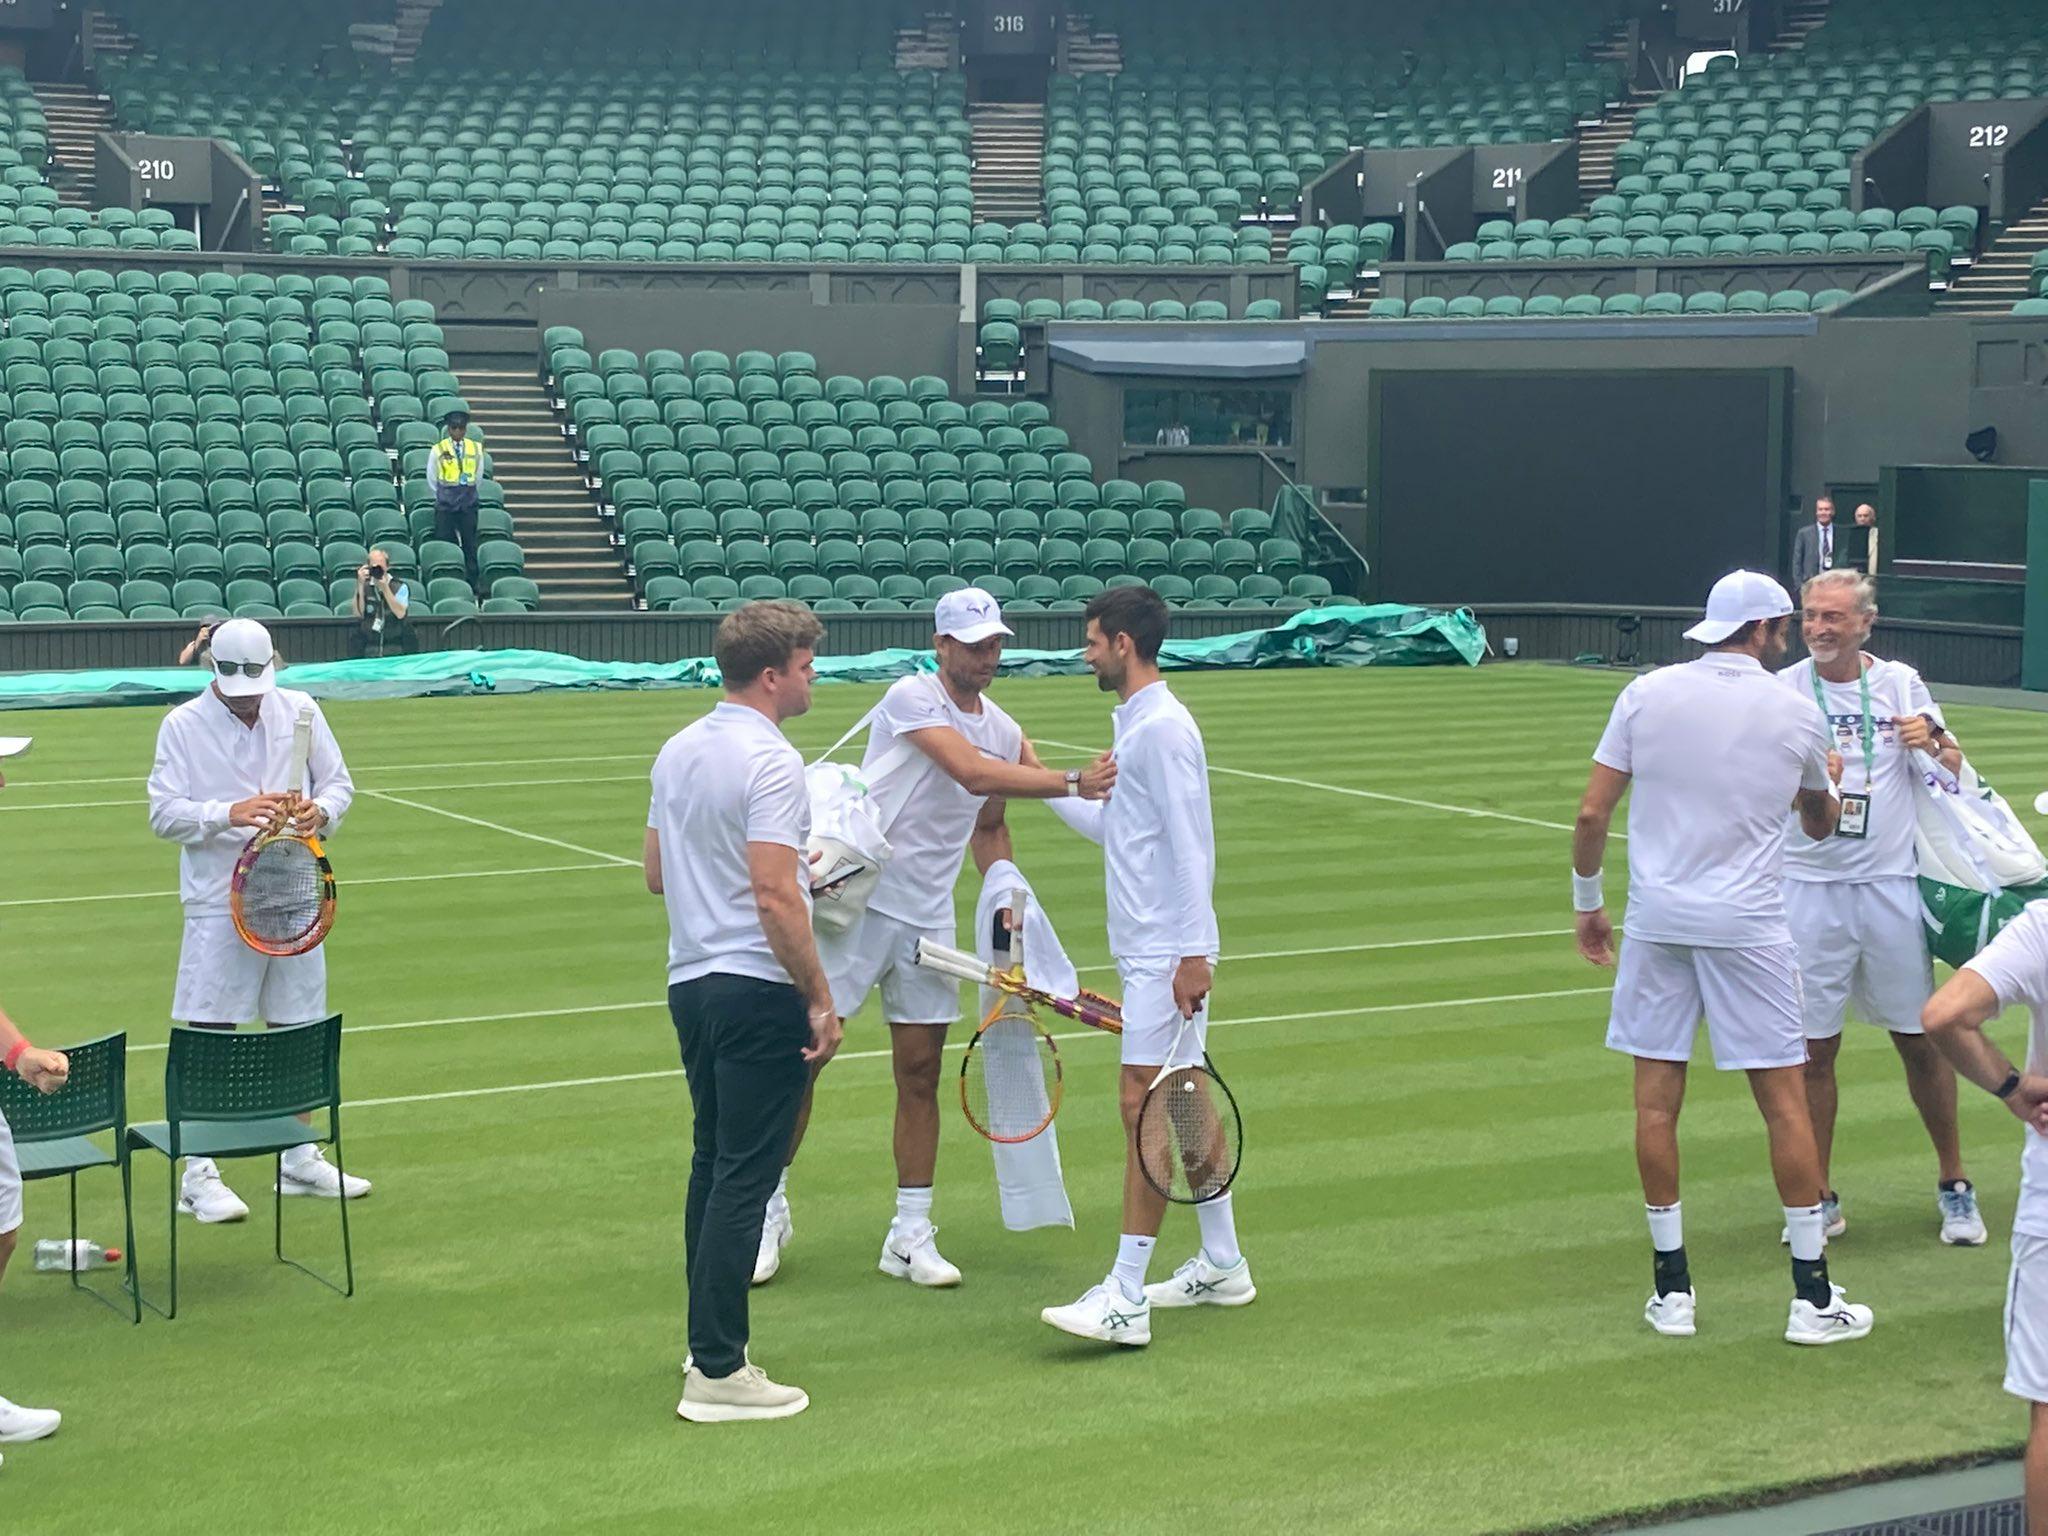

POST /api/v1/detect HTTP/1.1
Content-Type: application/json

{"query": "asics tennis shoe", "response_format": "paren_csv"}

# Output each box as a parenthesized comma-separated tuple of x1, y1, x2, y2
(1144, 1252, 1256, 1309)
(1785, 1285, 1874, 1345)
(1041, 1283, 1151, 1346)
(878, 1221, 962, 1287)
(179, 1159, 249, 1224)
(1643, 1289, 1697, 1337)
(677, 1363, 809, 1423)
(0, 1396, 61, 1443)
(1939, 1181, 1988, 1246)
(276, 1145, 370, 1199)
(753, 1196, 792, 1285)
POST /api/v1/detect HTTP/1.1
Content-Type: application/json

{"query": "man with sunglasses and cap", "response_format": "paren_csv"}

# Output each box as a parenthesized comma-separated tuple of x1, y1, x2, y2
(146, 619, 370, 1222)
(430, 409, 485, 595)
(0, 736, 70, 1468)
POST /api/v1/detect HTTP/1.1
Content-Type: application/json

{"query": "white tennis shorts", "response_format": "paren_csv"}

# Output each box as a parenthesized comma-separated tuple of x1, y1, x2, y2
(1117, 958, 1214, 1069)
(1783, 877, 1933, 1038)
(1605, 938, 1807, 1072)
(0, 1108, 20, 1237)
(819, 909, 962, 1024)
(2007, 1232, 2048, 1402)
(172, 914, 329, 1025)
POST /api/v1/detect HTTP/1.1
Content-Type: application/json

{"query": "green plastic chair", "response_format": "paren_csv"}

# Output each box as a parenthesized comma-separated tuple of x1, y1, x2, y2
(0, 1031, 137, 1322)
(126, 1018, 354, 1319)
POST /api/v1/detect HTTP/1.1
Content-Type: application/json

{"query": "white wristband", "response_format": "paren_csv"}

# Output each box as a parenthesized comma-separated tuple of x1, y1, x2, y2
(1572, 871, 1605, 912)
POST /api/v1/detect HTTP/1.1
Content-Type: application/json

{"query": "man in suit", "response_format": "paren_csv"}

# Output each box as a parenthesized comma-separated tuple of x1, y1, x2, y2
(1792, 495, 1839, 592)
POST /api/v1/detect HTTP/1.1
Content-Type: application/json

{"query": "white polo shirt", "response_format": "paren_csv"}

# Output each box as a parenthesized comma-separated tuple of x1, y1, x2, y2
(648, 700, 810, 987)
(1962, 903, 2048, 1236)
(1103, 680, 1219, 964)
(1779, 654, 1943, 884)
(1593, 652, 1833, 948)
(861, 673, 1024, 932)
(146, 686, 354, 916)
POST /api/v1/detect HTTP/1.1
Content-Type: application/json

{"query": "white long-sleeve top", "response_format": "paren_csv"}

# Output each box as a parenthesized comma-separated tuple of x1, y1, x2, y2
(147, 686, 354, 915)
(1058, 680, 1220, 965)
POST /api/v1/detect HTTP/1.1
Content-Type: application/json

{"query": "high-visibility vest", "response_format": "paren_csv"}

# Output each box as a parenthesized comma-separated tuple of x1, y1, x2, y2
(432, 437, 482, 486)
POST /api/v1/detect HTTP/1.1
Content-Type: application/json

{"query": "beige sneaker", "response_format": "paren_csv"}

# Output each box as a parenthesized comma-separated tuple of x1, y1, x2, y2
(676, 1363, 810, 1423)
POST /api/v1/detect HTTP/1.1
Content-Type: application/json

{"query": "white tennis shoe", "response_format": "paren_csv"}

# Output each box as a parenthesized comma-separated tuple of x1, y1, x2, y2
(1041, 1283, 1151, 1346)
(1939, 1182, 1988, 1246)
(1144, 1252, 1256, 1309)
(1785, 1285, 1874, 1345)
(878, 1221, 962, 1287)
(752, 1197, 792, 1285)
(0, 1395, 61, 1443)
(677, 1363, 809, 1423)
(276, 1145, 371, 1199)
(179, 1159, 249, 1224)
(1643, 1289, 1697, 1337)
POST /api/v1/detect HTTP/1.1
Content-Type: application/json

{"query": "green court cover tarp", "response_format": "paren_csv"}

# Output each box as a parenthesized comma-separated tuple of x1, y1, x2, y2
(0, 604, 1484, 710)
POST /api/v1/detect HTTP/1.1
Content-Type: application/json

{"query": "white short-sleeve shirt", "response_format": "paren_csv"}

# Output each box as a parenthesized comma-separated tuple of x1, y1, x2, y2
(1779, 654, 1943, 884)
(1594, 652, 1833, 948)
(861, 674, 1023, 931)
(1964, 904, 2048, 1236)
(648, 701, 810, 986)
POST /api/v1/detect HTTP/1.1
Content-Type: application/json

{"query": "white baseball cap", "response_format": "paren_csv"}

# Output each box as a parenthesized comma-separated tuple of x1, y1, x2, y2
(934, 586, 1013, 645)
(1684, 569, 1795, 644)
(0, 737, 31, 759)
(207, 617, 278, 697)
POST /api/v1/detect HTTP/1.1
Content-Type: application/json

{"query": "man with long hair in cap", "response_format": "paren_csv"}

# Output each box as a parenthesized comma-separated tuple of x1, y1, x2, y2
(431, 408, 485, 595)
(146, 619, 371, 1222)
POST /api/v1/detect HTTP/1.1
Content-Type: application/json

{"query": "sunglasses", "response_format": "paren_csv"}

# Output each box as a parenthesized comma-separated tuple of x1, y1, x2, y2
(213, 660, 270, 678)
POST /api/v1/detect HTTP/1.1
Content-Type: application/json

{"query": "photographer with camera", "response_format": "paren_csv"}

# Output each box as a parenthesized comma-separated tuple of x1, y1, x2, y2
(349, 546, 414, 658)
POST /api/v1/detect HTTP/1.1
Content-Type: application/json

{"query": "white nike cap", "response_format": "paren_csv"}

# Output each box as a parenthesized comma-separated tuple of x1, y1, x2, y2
(1684, 569, 1795, 644)
(207, 617, 278, 697)
(934, 586, 1013, 645)
(0, 737, 31, 759)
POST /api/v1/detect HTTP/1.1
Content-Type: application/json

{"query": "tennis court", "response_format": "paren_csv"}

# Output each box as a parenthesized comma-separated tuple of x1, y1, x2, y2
(2, 662, 2043, 1535)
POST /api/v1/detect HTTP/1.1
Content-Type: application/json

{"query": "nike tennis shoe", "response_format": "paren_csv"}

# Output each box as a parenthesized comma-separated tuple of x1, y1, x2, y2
(878, 1221, 962, 1287)
(1780, 1191, 1846, 1244)
(179, 1159, 249, 1224)
(677, 1363, 809, 1423)
(752, 1197, 791, 1285)
(276, 1145, 371, 1199)
(1785, 1285, 1874, 1345)
(1041, 1283, 1151, 1346)
(1643, 1289, 1697, 1337)
(1939, 1181, 1988, 1246)
(1144, 1252, 1256, 1309)
(0, 1396, 61, 1443)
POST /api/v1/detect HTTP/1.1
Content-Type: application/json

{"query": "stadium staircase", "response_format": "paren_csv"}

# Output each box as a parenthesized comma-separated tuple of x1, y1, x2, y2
(1767, 0, 1834, 52)
(1939, 190, 2048, 315)
(31, 82, 113, 209)
(970, 102, 1044, 224)
(895, 11, 958, 71)
(1060, 13, 1121, 75)
(82, 9, 137, 61)
(390, 0, 448, 70)
(457, 368, 634, 610)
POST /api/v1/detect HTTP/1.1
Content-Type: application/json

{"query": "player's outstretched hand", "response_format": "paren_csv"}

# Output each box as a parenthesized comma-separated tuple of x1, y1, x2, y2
(1079, 751, 1117, 801)
(1575, 909, 1615, 968)
(2007, 1075, 2048, 1133)
(228, 792, 289, 828)
(803, 1000, 843, 1065)
(19, 1046, 68, 1094)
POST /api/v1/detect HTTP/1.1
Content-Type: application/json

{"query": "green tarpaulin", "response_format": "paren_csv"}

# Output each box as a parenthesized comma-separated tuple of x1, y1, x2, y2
(0, 604, 1485, 710)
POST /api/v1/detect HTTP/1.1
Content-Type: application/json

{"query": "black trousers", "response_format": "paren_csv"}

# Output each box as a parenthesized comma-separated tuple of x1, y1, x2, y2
(670, 973, 809, 1378)
(346, 617, 414, 658)
(433, 499, 480, 589)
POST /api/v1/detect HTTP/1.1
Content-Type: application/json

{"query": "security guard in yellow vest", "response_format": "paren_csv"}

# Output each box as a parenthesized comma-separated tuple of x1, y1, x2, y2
(431, 409, 485, 592)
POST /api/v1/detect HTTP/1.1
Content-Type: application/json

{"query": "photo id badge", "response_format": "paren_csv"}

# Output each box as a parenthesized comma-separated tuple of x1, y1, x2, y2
(1836, 791, 1870, 840)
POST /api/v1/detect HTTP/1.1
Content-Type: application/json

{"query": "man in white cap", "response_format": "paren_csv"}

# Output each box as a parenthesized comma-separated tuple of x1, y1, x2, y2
(146, 619, 370, 1221)
(0, 736, 70, 1468)
(1779, 569, 1982, 1247)
(1571, 571, 1876, 1345)
(759, 587, 1115, 1288)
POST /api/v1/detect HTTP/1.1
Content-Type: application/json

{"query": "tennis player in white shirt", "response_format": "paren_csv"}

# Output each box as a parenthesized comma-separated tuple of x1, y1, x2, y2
(147, 618, 369, 1223)
(761, 588, 1116, 1288)
(1573, 571, 1874, 1346)
(1041, 586, 1250, 1347)
(1780, 570, 1983, 1246)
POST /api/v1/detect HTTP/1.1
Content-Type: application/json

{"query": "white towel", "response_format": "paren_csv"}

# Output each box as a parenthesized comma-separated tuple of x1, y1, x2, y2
(974, 859, 1078, 1231)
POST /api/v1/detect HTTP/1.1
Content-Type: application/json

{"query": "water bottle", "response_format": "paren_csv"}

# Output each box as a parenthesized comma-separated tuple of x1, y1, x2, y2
(33, 1239, 121, 1272)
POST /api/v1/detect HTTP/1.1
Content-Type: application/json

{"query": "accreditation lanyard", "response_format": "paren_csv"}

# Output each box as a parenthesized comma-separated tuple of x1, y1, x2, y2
(1810, 662, 1876, 783)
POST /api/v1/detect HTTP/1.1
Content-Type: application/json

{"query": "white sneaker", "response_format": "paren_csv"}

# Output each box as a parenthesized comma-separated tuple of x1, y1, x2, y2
(1779, 1192, 1846, 1245)
(1643, 1289, 1697, 1337)
(752, 1198, 791, 1286)
(878, 1222, 962, 1287)
(179, 1159, 249, 1224)
(0, 1395, 61, 1443)
(277, 1147, 371, 1200)
(1785, 1286, 1874, 1345)
(1041, 1283, 1151, 1346)
(676, 1363, 809, 1423)
(1144, 1252, 1256, 1309)
(1939, 1182, 1988, 1246)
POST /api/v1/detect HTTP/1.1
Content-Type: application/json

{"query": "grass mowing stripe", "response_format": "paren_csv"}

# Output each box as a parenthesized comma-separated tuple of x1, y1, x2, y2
(0, 861, 621, 908)
(361, 787, 640, 866)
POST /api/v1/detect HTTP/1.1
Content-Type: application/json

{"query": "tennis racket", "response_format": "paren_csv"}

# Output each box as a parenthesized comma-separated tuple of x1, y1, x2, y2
(957, 893, 1065, 1142)
(1135, 1008, 1242, 1205)
(913, 938, 1124, 1035)
(229, 705, 336, 958)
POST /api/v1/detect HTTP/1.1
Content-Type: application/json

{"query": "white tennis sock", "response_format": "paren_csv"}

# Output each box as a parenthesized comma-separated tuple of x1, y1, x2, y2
(1645, 1201, 1683, 1253)
(1784, 1203, 1826, 1263)
(895, 1185, 933, 1229)
(1196, 1192, 1242, 1268)
(1110, 1234, 1155, 1303)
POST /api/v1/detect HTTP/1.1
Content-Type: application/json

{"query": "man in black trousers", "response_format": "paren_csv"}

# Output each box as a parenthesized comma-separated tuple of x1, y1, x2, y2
(644, 600, 842, 1423)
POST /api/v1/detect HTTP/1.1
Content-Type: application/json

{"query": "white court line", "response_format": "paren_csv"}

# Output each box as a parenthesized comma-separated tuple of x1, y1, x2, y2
(360, 789, 639, 867)
(1036, 738, 1599, 837)
(23, 752, 663, 789)
(339, 982, 1614, 1111)
(0, 862, 620, 912)
(1075, 927, 1575, 971)
(0, 773, 656, 813)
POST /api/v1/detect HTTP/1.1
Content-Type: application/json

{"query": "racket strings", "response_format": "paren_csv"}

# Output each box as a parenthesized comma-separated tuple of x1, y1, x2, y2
(238, 837, 328, 945)
(962, 1010, 1060, 1142)
(1139, 1066, 1241, 1203)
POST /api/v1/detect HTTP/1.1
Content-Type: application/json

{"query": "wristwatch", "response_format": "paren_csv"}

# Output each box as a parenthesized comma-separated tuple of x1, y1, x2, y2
(1064, 770, 1081, 797)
